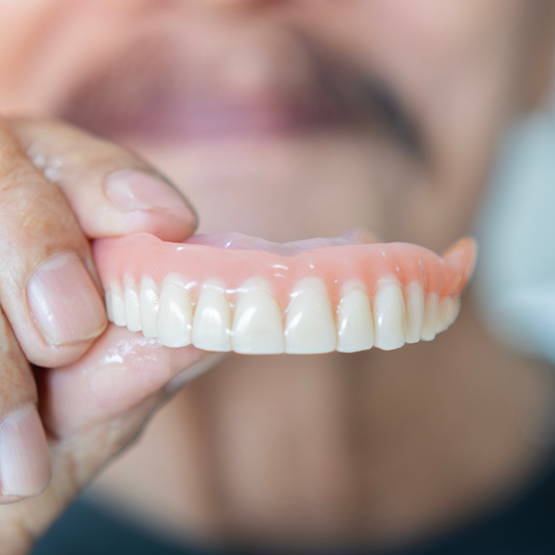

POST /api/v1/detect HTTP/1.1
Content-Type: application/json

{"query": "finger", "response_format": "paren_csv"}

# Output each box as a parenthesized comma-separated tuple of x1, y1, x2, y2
(0, 308, 50, 503)
(10, 118, 197, 242)
(38, 325, 222, 439)
(0, 118, 107, 367)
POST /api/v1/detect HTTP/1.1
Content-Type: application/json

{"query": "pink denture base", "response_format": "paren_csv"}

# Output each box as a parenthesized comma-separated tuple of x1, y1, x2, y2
(92, 233, 477, 309)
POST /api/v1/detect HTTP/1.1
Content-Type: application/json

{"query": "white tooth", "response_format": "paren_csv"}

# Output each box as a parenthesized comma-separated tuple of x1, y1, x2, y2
(336, 283, 374, 353)
(140, 277, 159, 338)
(124, 281, 141, 332)
(373, 279, 406, 351)
(446, 296, 461, 327)
(421, 293, 439, 341)
(192, 285, 232, 352)
(105, 289, 114, 322)
(436, 297, 450, 333)
(405, 282, 424, 344)
(109, 282, 126, 327)
(157, 274, 192, 348)
(232, 280, 284, 354)
(285, 278, 336, 354)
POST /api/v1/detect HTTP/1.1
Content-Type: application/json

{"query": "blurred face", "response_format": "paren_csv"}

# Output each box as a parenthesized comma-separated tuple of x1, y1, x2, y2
(0, 0, 552, 253)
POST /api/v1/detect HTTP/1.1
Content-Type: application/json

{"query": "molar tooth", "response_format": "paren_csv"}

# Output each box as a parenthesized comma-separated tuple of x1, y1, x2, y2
(285, 278, 336, 354)
(373, 279, 406, 351)
(232, 280, 284, 354)
(157, 274, 192, 348)
(336, 283, 374, 353)
(192, 285, 232, 352)
(446, 297, 461, 327)
(421, 293, 439, 341)
(436, 297, 450, 333)
(124, 281, 141, 332)
(140, 277, 159, 338)
(405, 282, 424, 344)
(109, 282, 126, 327)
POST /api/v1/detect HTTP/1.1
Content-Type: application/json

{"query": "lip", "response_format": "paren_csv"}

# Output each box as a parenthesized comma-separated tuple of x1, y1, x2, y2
(54, 25, 415, 147)
(54, 30, 327, 143)
(87, 94, 312, 143)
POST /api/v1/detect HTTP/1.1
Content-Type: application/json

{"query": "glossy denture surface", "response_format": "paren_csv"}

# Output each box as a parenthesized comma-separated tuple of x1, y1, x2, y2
(93, 233, 476, 354)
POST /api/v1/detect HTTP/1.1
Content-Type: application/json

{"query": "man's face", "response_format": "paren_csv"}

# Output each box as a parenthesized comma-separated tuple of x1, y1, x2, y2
(0, 0, 551, 251)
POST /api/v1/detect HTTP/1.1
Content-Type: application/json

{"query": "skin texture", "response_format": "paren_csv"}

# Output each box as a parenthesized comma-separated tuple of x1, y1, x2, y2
(0, 1, 554, 553)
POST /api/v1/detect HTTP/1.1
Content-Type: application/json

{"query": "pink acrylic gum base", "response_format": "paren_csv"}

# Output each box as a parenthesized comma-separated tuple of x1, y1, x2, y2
(92, 233, 477, 309)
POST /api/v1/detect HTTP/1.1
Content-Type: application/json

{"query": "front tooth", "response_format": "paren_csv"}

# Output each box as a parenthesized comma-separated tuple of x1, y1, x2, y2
(421, 293, 439, 341)
(109, 282, 126, 327)
(192, 285, 232, 352)
(285, 278, 336, 354)
(105, 289, 114, 322)
(373, 279, 406, 350)
(436, 297, 450, 333)
(157, 274, 192, 348)
(336, 284, 374, 353)
(446, 297, 461, 327)
(405, 282, 424, 344)
(124, 281, 141, 332)
(140, 277, 159, 338)
(232, 281, 284, 354)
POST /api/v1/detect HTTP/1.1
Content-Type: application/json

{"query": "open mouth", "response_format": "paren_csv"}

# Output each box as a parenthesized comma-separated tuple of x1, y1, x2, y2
(93, 232, 476, 355)
(57, 26, 422, 154)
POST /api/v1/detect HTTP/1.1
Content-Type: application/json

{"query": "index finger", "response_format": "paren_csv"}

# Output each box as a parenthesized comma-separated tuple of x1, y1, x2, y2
(10, 118, 198, 242)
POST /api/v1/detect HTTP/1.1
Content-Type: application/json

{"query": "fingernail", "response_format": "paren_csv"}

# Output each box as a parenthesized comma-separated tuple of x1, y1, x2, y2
(28, 253, 107, 345)
(0, 405, 50, 498)
(105, 169, 196, 221)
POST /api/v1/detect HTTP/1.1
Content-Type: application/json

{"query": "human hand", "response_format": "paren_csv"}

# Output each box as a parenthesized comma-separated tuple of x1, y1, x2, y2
(0, 117, 215, 554)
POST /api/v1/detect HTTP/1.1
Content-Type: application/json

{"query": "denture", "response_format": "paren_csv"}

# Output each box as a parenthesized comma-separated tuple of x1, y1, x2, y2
(92, 232, 477, 355)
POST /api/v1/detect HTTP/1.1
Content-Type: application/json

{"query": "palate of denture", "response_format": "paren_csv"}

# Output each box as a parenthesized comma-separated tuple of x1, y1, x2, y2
(94, 231, 477, 355)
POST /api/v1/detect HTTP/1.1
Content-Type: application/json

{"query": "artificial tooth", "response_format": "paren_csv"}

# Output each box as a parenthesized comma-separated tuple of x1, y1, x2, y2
(105, 289, 114, 323)
(140, 277, 159, 337)
(405, 282, 424, 344)
(157, 274, 193, 348)
(192, 286, 232, 352)
(446, 296, 461, 327)
(373, 279, 406, 351)
(421, 293, 439, 341)
(336, 284, 374, 353)
(232, 282, 284, 354)
(436, 297, 451, 333)
(109, 282, 126, 327)
(285, 278, 336, 354)
(124, 281, 141, 332)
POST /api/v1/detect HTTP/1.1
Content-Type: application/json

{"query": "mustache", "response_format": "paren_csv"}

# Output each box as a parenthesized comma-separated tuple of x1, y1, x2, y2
(55, 25, 423, 155)
(301, 34, 424, 156)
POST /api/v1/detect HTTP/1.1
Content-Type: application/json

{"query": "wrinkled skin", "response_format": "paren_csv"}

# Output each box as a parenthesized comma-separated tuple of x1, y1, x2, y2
(0, 1, 554, 553)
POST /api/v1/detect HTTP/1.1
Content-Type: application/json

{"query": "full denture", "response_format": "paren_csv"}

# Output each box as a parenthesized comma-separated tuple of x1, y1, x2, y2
(92, 232, 477, 355)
